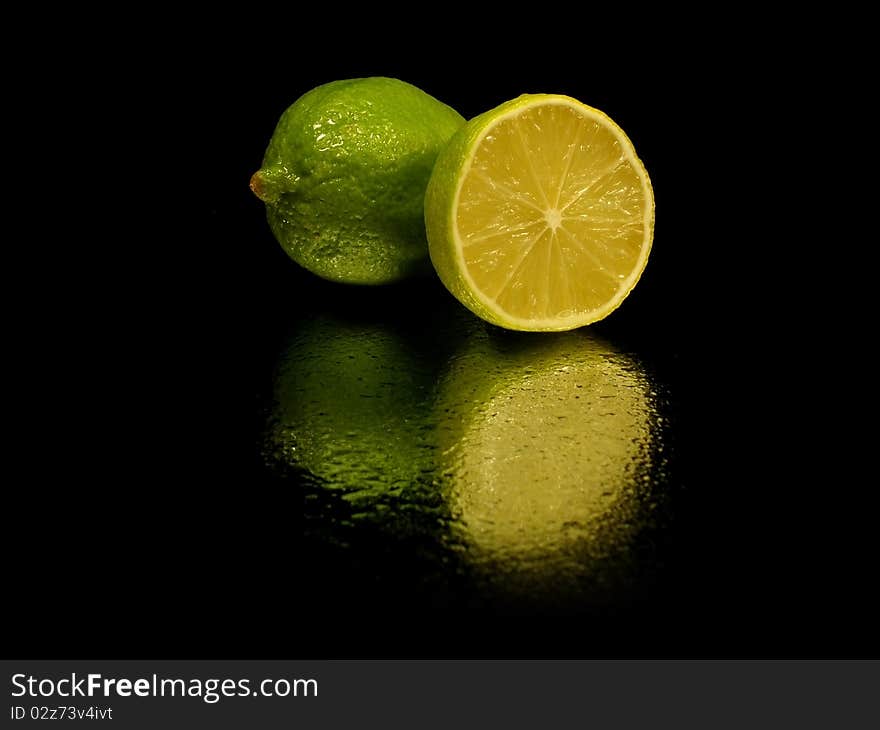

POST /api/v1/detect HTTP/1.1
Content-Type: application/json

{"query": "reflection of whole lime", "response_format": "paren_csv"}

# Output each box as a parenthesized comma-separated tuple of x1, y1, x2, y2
(265, 314, 439, 505)
(251, 78, 465, 285)
(435, 328, 662, 595)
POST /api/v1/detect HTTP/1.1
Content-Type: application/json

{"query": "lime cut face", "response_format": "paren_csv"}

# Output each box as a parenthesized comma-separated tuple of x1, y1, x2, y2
(425, 94, 654, 330)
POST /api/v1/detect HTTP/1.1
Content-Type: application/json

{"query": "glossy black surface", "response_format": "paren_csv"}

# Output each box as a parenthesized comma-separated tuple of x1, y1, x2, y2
(10, 32, 877, 658)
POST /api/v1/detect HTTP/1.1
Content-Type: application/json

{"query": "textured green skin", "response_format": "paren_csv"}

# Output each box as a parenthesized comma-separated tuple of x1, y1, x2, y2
(254, 78, 465, 285)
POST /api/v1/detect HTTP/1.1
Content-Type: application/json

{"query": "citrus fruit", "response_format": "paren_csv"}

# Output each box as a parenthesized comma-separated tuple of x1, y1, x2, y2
(251, 77, 464, 285)
(425, 94, 654, 330)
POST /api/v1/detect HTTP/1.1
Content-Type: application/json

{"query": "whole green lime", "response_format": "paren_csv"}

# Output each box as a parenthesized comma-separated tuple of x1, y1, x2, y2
(251, 77, 464, 284)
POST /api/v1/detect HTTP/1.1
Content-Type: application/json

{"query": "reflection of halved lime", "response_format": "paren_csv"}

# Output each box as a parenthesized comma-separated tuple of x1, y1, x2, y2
(435, 328, 662, 596)
(425, 94, 654, 330)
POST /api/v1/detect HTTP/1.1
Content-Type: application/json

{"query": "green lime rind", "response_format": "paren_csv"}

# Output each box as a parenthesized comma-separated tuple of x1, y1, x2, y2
(253, 77, 465, 285)
(424, 99, 512, 319)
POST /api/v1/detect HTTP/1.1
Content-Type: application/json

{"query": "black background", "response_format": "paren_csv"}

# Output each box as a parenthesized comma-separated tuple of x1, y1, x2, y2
(7, 21, 876, 658)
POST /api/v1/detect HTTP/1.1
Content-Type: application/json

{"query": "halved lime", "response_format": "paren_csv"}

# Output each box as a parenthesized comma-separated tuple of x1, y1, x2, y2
(425, 94, 654, 330)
